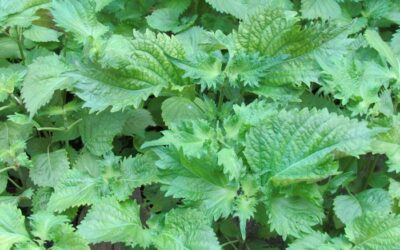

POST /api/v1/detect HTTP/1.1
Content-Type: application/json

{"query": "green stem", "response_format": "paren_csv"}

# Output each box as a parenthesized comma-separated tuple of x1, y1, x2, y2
(8, 177, 23, 190)
(16, 27, 25, 64)
(36, 118, 82, 131)
(218, 87, 225, 110)
(0, 166, 16, 174)
(221, 240, 239, 248)
(363, 156, 379, 190)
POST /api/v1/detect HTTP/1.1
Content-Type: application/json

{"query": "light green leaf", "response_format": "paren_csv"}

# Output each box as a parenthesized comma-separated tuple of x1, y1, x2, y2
(122, 109, 155, 138)
(301, 0, 342, 20)
(51, 0, 108, 43)
(23, 25, 61, 42)
(29, 212, 68, 241)
(365, 29, 399, 75)
(205, 0, 271, 19)
(234, 195, 257, 240)
(29, 149, 70, 187)
(217, 147, 243, 181)
(74, 32, 185, 112)
(21, 55, 72, 117)
(333, 188, 391, 224)
(146, 0, 193, 32)
(388, 178, 400, 204)
(47, 168, 99, 212)
(0, 204, 30, 250)
(235, 8, 341, 85)
(345, 213, 400, 250)
(77, 198, 151, 247)
(79, 111, 127, 156)
(244, 108, 376, 185)
(152, 208, 221, 250)
(161, 97, 205, 127)
(51, 224, 89, 250)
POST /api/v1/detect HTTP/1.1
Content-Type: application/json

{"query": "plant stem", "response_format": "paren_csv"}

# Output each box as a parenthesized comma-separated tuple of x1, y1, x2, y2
(218, 87, 225, 109)
(16, 27, 25, 64)
(0, 166, 16, 174)
(221, 240, 239, 248)
(8, 177, 23, 190)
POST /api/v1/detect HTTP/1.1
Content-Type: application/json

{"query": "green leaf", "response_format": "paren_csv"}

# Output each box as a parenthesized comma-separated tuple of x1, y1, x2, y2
(0, 204, 30, 250)
(29, 149, 70, 187)
(29, 212, 68, 241)
(73, 32, 186, 112)
(51, 0, 108, 43)
(244, 108, 376, 185)
(79, 111, 127, 156)
(161, 97, 206, 127)
(217, 147, 243, 181)
(0, 65, 26, 102)
(333, 188, 391, 224)
(234, 195, 257, 240)
(288, 232, 351, 250)
(268, 196, 324, 239)
(47, 167, 100, 212)
(23, 25, 61, 42)
(51, 224, 89, 250)
(388, 178, 400, 205)
(301, 0, 342, 20)
(122, 109, 155, 138)
(77, 198, 151, 247)
(235, 8, 341, 85)
(365, 29, 399, 75)
(143, 119, 218, 158)
(146, 0, 193, 32)
(205, 0, 271, 19)
(21, 55, 72, 117)
(345, 213, 400, 250)
(152, 208, 221, 250)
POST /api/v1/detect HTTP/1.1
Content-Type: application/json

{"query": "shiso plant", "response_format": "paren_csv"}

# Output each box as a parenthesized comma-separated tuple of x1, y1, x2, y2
(0, 0, 400, 249)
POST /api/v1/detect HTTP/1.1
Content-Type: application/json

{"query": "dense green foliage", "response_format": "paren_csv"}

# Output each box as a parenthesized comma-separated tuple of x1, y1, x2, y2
(1, 0, 400, 249)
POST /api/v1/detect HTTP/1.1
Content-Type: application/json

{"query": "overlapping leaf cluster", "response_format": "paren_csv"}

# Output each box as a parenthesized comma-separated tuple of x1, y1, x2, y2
(0, 0, 400, 249)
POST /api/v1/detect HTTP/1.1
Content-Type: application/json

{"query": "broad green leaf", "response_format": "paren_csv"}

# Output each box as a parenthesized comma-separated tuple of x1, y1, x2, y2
(288, 232, 351, 250)
(301, 0, 342, 20)
(21, 55, 72, 117)
(23, 25, 61, 42)
(0, 65, 26, 102)
(143, 119, 218, 158)
(268, 196, 324, 239)
(235, 8, 341, 85)
(29, 212, 68, 241)
(146, 0, 193, 32)
(152, 208, 221, 250)
(77, 198, 151, 247)
(205, 0, 271, 19)
(345, 213, 400, 250)
(365, 29, 399, 75)
(161, 97, 206, 127)
(122, 109, 155, 138)
(0, 204, 30, 250)
(0, 0, 49, 28)
(333, 188, 391, 224)
(244, 108, 376, 185)
(51, 224, 89, 250)
(51, 0, 108, 43)
(388, 178, 400, 205)
(217, 147, 243, 181)
(29, 149, 70, 187)
(73, 32, 186, 112)
(79, 111, 127, 156)
(47, 168, 100, 212)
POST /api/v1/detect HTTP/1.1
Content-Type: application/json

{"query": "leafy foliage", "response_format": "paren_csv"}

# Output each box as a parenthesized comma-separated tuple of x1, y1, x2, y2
(0, 0, 400, 249)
